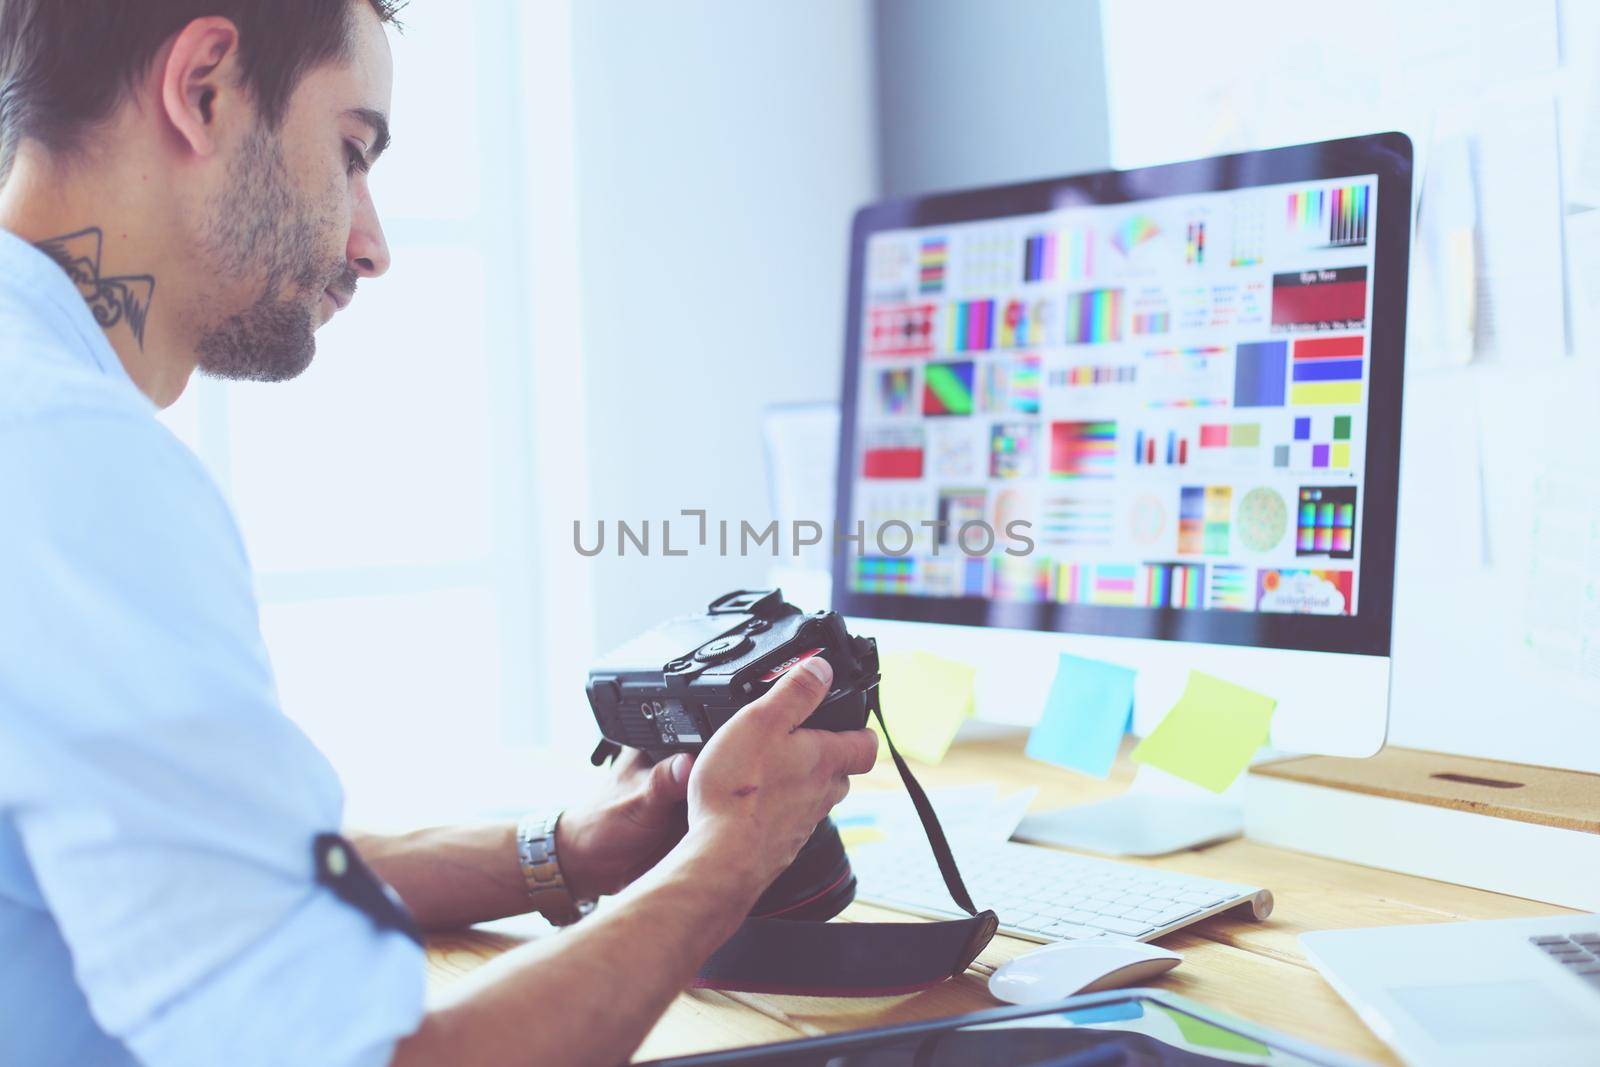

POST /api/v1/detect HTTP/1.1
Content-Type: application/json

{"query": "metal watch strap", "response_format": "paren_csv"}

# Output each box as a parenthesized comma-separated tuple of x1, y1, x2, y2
(515, 811, 592, 926)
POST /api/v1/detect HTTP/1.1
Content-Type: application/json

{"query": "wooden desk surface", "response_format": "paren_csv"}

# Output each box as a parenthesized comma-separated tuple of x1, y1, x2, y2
(425, 736, 1579, 1064)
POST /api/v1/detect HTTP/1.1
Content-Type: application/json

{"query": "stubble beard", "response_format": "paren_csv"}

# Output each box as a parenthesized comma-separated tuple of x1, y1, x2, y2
(194, 124, 349, 383)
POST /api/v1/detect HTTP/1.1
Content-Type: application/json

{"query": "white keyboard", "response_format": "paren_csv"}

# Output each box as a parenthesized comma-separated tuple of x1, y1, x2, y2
(854, 839, 1272, 943)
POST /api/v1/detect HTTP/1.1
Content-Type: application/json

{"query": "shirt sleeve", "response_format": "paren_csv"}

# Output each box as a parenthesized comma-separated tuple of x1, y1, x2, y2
(0, 411, 425, 1067)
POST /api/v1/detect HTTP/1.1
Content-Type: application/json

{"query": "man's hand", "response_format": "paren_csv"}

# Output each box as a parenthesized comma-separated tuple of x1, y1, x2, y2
(682, 656, 879, 895)
(391, 657, 881, 1067)
(556, 748, 696, 901)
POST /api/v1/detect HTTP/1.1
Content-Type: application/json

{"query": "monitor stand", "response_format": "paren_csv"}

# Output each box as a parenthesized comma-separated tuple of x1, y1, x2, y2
(1013, 768, 1243, 857)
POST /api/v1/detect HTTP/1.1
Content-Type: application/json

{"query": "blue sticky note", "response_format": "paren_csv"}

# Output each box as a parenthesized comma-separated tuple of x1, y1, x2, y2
(1025, 653, 1135, 778)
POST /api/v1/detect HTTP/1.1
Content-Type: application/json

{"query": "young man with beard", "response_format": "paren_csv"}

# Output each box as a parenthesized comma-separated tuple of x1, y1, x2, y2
(0, 4, 879, 1065)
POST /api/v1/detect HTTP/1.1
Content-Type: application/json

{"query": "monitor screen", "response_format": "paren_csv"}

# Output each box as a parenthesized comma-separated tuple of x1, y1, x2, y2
(832, 134, 1411, 657)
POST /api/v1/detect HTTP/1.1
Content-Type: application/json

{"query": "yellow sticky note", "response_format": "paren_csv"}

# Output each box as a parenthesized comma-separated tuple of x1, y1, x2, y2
(871, 650, 976, 764)
(838, 825, 887, 849)
(1131, 671, 1276, 792)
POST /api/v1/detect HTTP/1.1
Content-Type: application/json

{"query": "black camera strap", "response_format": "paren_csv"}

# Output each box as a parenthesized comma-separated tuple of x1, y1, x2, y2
(865, 690, 979, 915)
(695, 684, 998, 996)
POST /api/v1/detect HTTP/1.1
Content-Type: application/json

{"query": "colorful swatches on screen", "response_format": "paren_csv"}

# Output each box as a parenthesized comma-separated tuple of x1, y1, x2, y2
(1236, 487, 1289, 552)
(1049, 420, 1117, 479)
(877, 368, 915, 415)
(1112, 214, 1159, 256)
(867, 303, 937, 356)
(944, 299, 996, 352)
(922, 360, 975, 416)
(1132, 309, 1171, 334)
(1023, 232, 1057, 283)
(1185, 221, 1206, 265)
(853, 556, 914, 594)
(1271, 267, 1367, 332)
(1198, 422, 1261, 450)
(918, 237, 948, 294)
(1296, 487, 1356, 558)
(860, 490, 925, 548)
(990, 422, 1039, 478)
(1049, 364, 1137, 387)
(1287, 184, 1369, 247)
(936, 488, 987, 541)
(998, 298, 1054, 348)
(861, 427, 924, 479)
(1289, 334, 1364, 405)
(1132, 428, 1188, 466)
(1039, 494, 1114, 548)
(1061, 226, 1093, 279)
(978, 359, 1031, 415)
(1056, 563, 1138, 606)
(921, 556, 986, 597)
(1143, 345, 1232, 408)
(1208, 564, 1253, 611)
(1290, 414, 1354, 469)
(1179, 486, 1232, 555)
(1144, 562, 1204, 609)
(1064, 288, 1123, 344)
(992, 556, 1053, 602)
(1258, 567, 1353, 615)
(1233, 340, 1287, 407)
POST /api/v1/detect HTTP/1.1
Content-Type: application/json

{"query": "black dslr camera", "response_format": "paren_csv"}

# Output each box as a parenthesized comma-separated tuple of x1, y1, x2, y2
(587, 589, 881, 920)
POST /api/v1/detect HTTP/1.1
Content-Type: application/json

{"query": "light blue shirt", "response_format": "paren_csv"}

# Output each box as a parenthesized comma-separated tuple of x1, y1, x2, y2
(0, 229, 424, 1067)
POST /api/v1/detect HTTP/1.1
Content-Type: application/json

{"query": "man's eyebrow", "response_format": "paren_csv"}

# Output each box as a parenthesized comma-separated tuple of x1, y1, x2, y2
(345, 107, 391, 161)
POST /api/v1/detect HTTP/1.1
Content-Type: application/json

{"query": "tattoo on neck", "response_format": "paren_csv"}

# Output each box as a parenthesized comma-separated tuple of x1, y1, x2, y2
(33, 227, 156, 348)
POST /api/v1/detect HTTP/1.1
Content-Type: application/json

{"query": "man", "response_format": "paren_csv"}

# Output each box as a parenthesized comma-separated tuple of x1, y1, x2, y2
(0, 3, 879, 1065)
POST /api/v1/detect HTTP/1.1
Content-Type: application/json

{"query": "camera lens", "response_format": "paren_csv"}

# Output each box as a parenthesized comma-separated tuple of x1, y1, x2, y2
(748, 819, 855, 922)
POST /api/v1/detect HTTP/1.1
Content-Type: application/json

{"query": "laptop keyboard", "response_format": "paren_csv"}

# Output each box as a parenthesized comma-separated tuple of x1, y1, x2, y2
(1530, 932, 1600, 993)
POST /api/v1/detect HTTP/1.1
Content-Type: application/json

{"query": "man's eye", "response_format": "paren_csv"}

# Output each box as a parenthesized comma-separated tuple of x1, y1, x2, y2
(345, 144, 370, 176)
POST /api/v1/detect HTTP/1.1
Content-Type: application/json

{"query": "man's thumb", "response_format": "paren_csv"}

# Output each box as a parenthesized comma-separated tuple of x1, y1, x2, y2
(646, 753, 693, 806)
(756, 655, 835, 731)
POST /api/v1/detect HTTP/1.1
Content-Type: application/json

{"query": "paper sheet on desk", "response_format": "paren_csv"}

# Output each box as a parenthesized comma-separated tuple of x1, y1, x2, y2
(834, 783, 1036, 852)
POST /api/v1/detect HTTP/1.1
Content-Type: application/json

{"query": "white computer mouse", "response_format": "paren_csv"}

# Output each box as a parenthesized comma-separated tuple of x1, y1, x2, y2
(988, 938, 1182, 1005)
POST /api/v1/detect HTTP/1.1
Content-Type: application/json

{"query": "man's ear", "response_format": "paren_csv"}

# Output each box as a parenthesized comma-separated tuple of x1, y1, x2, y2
(158, 16, 245, 158)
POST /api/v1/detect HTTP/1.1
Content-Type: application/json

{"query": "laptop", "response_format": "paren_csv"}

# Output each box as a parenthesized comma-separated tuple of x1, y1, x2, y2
(1301, 915, 1600, 1065)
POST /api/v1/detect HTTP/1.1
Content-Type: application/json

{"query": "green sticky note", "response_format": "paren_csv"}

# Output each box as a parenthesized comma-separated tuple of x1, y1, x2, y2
(1131, 670, 1276, 792)
(871, 650, 976, 764)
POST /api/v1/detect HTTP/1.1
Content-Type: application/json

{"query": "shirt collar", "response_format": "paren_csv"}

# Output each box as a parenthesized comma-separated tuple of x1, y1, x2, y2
(0, 226, 141, 391)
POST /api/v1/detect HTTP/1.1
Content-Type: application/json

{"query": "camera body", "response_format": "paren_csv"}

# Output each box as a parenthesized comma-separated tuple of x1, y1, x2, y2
(586, 589, 881, 757)
(586, 589, 881, 919)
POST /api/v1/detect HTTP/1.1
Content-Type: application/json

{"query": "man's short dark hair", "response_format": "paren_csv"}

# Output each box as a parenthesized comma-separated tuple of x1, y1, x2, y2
(0, 0, 405, 181)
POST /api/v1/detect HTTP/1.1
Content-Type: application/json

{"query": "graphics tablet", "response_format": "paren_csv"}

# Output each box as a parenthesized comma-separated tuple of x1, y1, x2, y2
(639, 988, 1371, 1066)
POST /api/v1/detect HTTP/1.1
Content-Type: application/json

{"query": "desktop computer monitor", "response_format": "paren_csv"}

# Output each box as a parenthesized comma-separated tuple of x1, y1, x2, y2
(831, 133, 1412, 759)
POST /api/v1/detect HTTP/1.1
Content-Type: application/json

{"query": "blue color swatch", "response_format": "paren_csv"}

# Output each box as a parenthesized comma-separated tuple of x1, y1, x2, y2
(1025, 653, 1136, 778)
(1232, 340, 1287, 407)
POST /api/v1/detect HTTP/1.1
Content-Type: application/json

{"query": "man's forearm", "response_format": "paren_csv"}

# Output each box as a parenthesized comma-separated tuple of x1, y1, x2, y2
(351, 824, 531, 931)
(390, 830, 763, 1067)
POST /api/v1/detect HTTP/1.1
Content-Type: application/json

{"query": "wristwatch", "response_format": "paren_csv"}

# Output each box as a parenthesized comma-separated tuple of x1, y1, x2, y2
(515, 811, 593, 926)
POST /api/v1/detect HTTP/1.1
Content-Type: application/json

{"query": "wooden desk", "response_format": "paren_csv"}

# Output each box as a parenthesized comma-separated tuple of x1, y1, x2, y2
(426, 736, 1580, 1064)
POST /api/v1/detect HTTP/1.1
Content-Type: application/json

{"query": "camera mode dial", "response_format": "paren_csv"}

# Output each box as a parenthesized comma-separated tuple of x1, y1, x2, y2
(695, 634, 751, 664)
